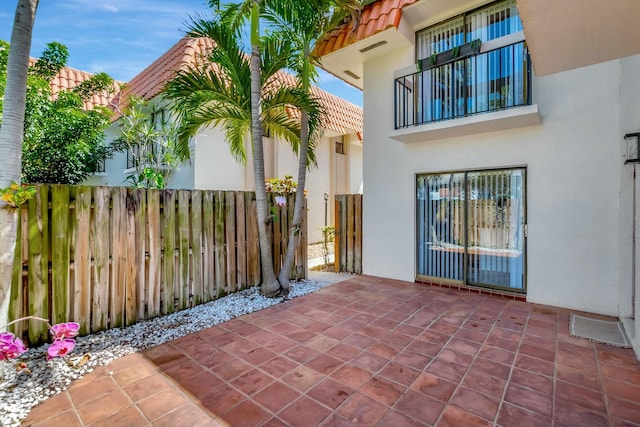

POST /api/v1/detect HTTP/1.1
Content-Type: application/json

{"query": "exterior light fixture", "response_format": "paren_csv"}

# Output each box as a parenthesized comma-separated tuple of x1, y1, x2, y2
(625, 132, 640, 164)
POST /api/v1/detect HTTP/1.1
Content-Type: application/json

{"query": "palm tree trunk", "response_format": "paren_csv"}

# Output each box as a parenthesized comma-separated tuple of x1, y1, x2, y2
(250, 0, 279, 296)
(0, 0, 39, 327)
(278, 109, 310, 290)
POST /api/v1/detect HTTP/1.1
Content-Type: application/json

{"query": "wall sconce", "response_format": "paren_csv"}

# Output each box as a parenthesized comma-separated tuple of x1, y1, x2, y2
(625, 132, 640, 164)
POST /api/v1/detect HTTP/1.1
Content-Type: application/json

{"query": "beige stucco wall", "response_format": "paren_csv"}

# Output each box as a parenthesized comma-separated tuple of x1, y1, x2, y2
(362, 42, 634, 316)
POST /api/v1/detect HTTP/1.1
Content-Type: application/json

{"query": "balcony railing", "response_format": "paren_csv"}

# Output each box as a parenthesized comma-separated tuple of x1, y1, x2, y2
(394, 41, 531, 130)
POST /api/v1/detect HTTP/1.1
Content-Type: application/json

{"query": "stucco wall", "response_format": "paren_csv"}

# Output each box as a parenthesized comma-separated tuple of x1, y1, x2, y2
(193, 127, 247, 191)
(362, 46, 631, 316)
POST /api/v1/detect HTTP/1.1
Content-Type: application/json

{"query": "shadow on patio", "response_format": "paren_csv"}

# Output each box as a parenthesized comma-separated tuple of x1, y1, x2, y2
(22, 275, 640, 426)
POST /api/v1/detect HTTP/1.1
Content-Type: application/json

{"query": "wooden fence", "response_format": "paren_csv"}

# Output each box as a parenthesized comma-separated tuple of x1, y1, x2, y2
(334, 194, 362, 274)
(8, 185, 306, 345)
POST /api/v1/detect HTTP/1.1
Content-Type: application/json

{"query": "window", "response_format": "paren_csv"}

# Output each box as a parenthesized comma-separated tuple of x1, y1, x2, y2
(416, 168, 526, 291)
(395, 0, 530, 128)
(335, 141, 345, 155)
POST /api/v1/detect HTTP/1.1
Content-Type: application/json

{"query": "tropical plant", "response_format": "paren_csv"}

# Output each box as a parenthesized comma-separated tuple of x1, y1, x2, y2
(264, 0, 361, 290)
(112, 96, 183, 189)
(8, 41, 116, 184)
(163, 1, 320, 296)
(0, 0, 39, 332)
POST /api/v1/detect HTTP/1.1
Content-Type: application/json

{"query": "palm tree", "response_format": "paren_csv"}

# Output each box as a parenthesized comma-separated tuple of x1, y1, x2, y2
(164, 5, 317, 296)
(0, 0, 39, 327)
(264, 0, 361, 290)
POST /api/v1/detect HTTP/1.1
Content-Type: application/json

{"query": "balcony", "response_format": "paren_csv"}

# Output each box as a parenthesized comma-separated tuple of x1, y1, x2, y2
(393, 41, 539, 141)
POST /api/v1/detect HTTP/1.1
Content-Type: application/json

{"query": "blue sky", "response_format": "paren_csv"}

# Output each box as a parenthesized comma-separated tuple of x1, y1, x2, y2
(0, 0, 362, 106)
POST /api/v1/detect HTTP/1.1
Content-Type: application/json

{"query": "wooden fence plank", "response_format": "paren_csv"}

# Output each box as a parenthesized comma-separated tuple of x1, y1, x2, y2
(246, 194, 260, 287)
(73, 186, 92, 335)
(162, 190, 176, 314)
(28, 185, 49, 344)
(177, 191, 190, 310)
(214, 191, 225, 297)
(225, 191, 236, 294)
(191, 190, 204, 305)
(202, 191, 215, 301)
(110, 187, 127, 328)
(92, 187, 110, 332)
(134, 189, 147, 321)
(346, 195, 355, 272)
(354, 194, 363, 274)
(235, 192, 246, 290)
(51, 185, 71, 325)
(8, 207, 24, 337)
(147, 190, 161, 318)
(272, 193, 281, 276)
(334, 197, 341, 273)
(125, 190, 137, 326)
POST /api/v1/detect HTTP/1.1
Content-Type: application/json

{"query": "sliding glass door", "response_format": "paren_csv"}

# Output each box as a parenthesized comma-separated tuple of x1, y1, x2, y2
(417, 168, 526, 292)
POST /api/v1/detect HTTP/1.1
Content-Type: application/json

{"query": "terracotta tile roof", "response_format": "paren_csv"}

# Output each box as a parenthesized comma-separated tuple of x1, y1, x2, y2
(116, 36, 362, 136)
(315, 0, 418, 57)
(28, 58, 117, 111)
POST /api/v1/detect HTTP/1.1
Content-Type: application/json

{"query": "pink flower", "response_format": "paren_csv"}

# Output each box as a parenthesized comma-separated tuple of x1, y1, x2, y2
(50, 322, 80, 340)
(0, 332, 27, 360)
(275, 195, 286, 207)
(47, 338, 76, 359)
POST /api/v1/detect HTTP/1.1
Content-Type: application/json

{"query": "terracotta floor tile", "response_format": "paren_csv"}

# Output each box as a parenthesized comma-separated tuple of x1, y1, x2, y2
(191, 347, 233, 369)
(282, 365, 324, 392)
(461, 370, 507, 400)
(478, 345, 515, 365)
(343, 333, 376, 349)
(284, 344, 321, 363)
(31, 409, 82, 427)
(262, 417, 289, 427)
(287, 329, 317, 343)
(556, 363, 601, 390)
(451, 387, 498, 421)
(600, 363, 640, 385)
(519, 343, 556, 362)
(253, 381, 301, 413)
(76, 389, 131, 425)
(331, 364, 372, 389)
(68, 375, 119, 406)
(278, 396, 331, 426)
(152, 403, 214, 427)
(407, 338, 444, 357)
(497, 402, 552, 427)
(199, 384, 245, 416)
(378, 361, 420, 387)
(259, 356, 299, 378)
(383, 331, 414, 348)
(163, 358, 207, 384)
(336, 393, 389, 426)
(123, 373, 175, 402)
(322, 326, 353, 341)
(220, 400, 271, 427)
(556, 380, 606, 411)
(446, 337, 482, 355)
(393, 349, 432, 370)
(307, 378, 354, 409)
(554, 397, 609, 427)
(368, 341, 402, 359)
(142, 344, 187, 370)
(509, 368, 553, 395)
(426, 358, 468, 383)
(113, 362, 160, 387)
(360, 376, 404, 406)
(22, 392, 74, 425)
(394, 390, 445, 426)
(211, 357, 252, 381)
(603, 377, 640, 402)
(89, 406, 149, 427)
(137, 388, 190, 422)
(326, 343, 361, 362)
(514, 354, 554, 377)
(239, 346, 277, 366)
(230, 368, 274, 396)
(351, 351, 388, 372)
(307, 354, 344, 375)
(377, 410, 424, 427)
(504, 383, 552, 417)
(608, 397, 640, 424)
(410, 372, 456, 403)
(438, 405, 492, 427)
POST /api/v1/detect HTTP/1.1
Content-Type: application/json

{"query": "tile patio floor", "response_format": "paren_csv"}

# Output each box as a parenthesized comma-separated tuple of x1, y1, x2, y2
(22, 275, 640, 427)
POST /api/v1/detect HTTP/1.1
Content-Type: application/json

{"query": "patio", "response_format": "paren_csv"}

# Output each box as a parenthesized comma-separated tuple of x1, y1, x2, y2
(22, 275, 640, 427)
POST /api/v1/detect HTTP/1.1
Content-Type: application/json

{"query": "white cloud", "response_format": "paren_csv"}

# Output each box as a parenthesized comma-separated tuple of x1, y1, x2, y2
(101, 5, 119, 13)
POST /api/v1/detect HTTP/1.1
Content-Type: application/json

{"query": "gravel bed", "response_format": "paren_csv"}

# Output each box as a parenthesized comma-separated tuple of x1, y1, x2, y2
(0, 279, 331, 427)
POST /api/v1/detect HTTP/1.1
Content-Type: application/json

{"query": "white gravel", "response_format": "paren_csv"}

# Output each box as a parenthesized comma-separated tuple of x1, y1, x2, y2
(0, 279, 331, 427)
